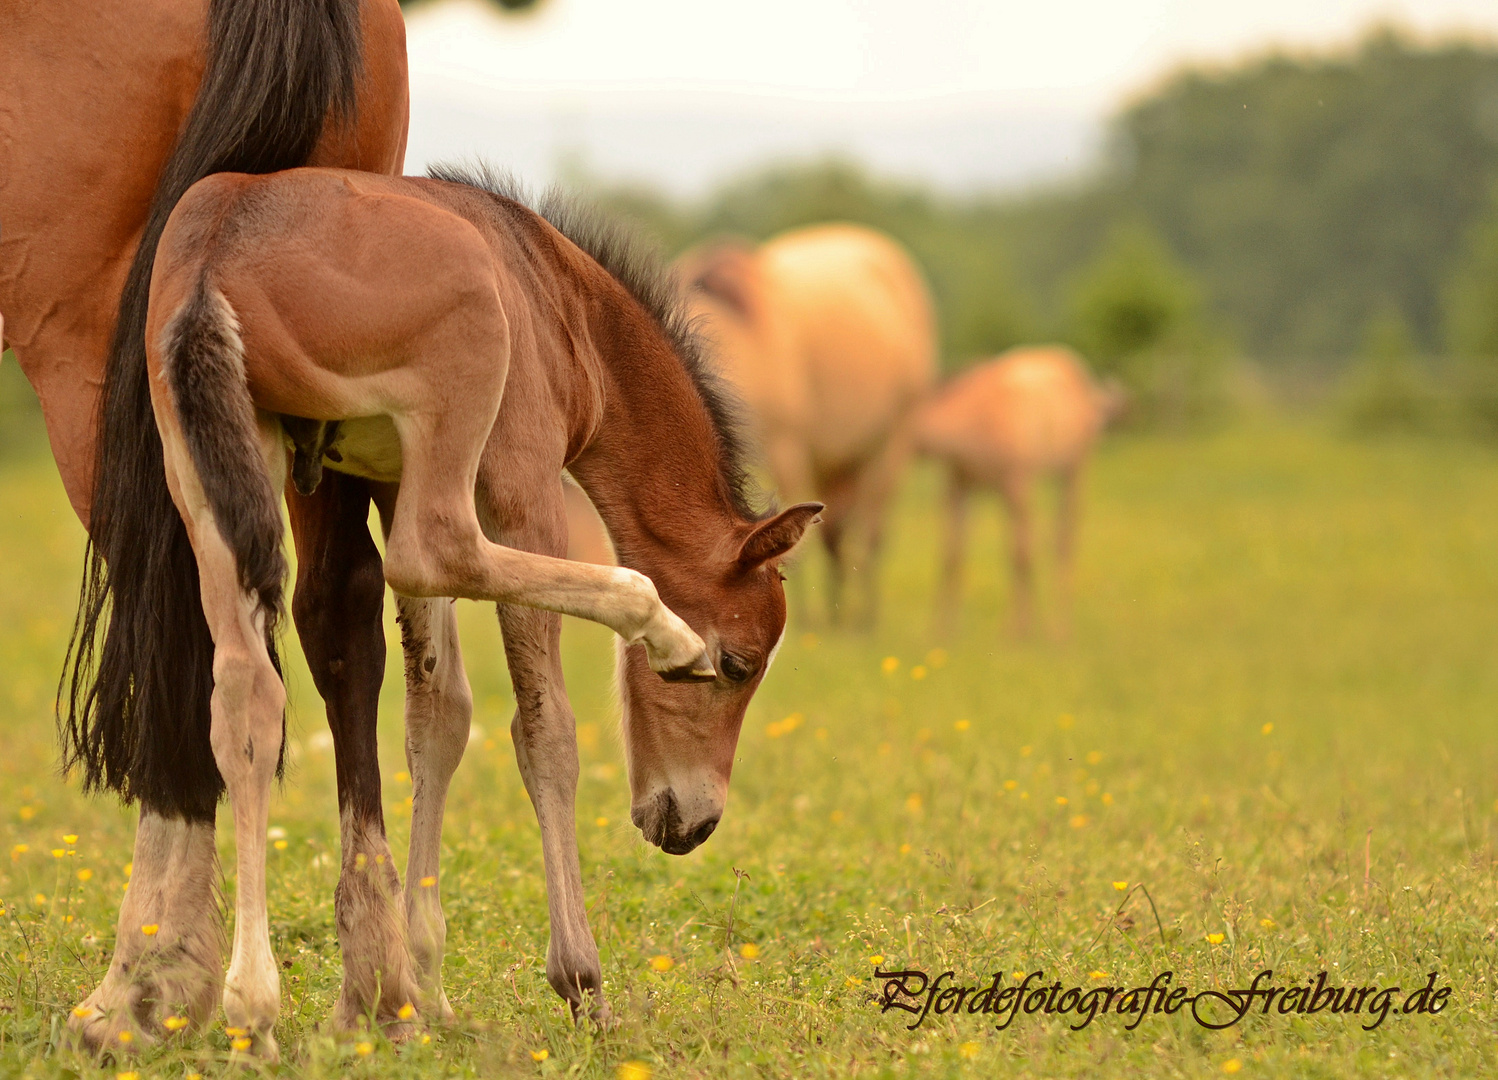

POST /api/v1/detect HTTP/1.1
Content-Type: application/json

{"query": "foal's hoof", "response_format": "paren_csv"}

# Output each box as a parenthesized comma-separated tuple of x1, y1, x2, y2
(658, 650, 717, 683)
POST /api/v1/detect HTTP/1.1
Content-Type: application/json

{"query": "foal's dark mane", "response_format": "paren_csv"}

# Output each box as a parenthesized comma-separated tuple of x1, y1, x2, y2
(428, 162, 766, 524)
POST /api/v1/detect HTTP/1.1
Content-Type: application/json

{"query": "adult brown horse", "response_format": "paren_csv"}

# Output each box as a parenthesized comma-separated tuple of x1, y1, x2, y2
(1, 0, 413, 1051)
(137, 162, 818, 1054)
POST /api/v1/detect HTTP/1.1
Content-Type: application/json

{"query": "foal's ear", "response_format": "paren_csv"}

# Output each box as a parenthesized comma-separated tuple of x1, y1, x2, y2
(737, 502, 824, 570)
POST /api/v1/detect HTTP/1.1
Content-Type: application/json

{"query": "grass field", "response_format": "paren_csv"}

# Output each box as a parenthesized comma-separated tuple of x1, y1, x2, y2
(2, 417, 1497, 1078)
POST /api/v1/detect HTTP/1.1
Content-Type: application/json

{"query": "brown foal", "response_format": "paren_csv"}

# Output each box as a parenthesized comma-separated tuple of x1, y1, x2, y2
(141, 165, 819, 1051)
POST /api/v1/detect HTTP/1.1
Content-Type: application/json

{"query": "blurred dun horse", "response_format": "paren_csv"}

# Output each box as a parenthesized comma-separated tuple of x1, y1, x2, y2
(680, 224, 937, 625)
(134, 163, 819, 1055)
(913, 346, 1123, 636)
(3, 0, 418, 1052)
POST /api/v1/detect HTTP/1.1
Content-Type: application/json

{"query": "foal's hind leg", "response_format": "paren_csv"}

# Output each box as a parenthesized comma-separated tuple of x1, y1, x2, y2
(382, 411, 712, 676)
(157, 413, 289, 1059)
(395, 594, 471, 1022)
(288, 474, 422, 1035)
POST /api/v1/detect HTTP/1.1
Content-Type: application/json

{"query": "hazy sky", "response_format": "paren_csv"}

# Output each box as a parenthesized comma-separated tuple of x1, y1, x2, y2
(403, 0, 1498, 194)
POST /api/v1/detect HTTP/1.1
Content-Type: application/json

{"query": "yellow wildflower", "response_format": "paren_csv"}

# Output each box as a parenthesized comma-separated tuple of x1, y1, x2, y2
(740, 943, 761, 959)
(1089, 971, 1108, 980)
(1260, 917, 1276, 929)
(1261, 723, 1273, 735)
(52, 849, 65, 859)
(1223, 1060, 1243, 1074)
(420, 876, 437, 888)
(909, 665, 927, 681)
(1055, 796, 1068, 806)
(953, 719, 970, 732)
(1070, 814, 1090, 828)
(398, 1002, 416, 1021)
(62, 834, 78, 845)
(77, 868, 93, 882)
(617, 1063, 652, 1080)
(1113, 881, 1128, 891)
(72, 1005, 95, 1018)
(898, 843, 911, 854)
(531, 1048, 550, 1062)
(273, 840, 288, 851)
(905, 793, 923, 814)
(870, 954, 885, 965)
(140, 924, 159, 936)
(595, 816, 609, 828)
(117, 1031, 133, 1044)
(355, 1041, 373, 1056)
(163, 1015, 189, 1032)
(1206, 933, 1225, 945)
(648, 954, 673, 972)
(959, 1041, 980, 1059)
(880, 656, 899, 674)
(117, 1072, 139, 1080)
(1101, 793, 1114, 806)
(1086, 750, 1103, 765)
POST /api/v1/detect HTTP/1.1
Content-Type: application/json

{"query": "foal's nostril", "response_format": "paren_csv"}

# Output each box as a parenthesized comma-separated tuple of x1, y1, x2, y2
(688, 816, 719, 848)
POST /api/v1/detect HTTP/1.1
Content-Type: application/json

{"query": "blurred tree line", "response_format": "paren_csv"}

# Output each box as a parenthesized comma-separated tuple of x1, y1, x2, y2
(588, 27, 1498, 428)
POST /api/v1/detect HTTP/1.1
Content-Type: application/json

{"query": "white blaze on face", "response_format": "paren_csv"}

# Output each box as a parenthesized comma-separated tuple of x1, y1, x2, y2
(763, 626, 786, 678)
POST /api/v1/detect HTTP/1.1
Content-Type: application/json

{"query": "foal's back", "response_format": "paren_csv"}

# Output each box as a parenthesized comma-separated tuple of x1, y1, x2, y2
(150, 169, 575, 436)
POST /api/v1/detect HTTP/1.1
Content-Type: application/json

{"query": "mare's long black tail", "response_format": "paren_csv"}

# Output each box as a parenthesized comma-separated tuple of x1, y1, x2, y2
(61, 0, 365, 820)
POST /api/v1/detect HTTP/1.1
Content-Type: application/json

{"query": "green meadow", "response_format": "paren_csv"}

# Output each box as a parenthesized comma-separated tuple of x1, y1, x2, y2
(1, 415, 1497, 1078)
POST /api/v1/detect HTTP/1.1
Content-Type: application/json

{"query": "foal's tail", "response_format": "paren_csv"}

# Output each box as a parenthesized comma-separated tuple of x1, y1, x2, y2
(62, 0, 365, 820)
(162, 281, 288, 629)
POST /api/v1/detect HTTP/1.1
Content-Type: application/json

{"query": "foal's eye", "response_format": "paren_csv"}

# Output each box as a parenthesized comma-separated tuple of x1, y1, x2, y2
(719, 653, 754, 683)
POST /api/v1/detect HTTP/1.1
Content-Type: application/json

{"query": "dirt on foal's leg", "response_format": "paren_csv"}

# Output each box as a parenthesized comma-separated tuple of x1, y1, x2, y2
(396, 595, 472, 1022)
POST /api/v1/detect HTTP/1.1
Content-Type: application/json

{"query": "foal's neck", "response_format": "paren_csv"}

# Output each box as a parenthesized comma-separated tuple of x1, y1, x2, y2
(566, 283, 744, 577)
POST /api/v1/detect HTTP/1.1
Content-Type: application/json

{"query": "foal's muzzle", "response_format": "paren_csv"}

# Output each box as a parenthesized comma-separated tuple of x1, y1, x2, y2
(632, 789, 719, 855)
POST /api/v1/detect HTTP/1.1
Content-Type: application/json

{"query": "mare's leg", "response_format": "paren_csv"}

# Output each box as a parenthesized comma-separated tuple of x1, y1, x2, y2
(287, 473, 422, 1033)
(394, 594, 471, 1022)
(1054, 465, 1083, 640)
(936, 468, 969, 634)
(1000, 470, 1036, 638)
(816, 468, 858, 627)
(68, 812, 222, 1051)
(155, 413, 289, 1059)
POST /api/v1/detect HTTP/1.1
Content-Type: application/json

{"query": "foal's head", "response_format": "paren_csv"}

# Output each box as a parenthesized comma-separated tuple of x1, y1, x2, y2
(618, 501, 820, 854)
(448, 170, 825, 854)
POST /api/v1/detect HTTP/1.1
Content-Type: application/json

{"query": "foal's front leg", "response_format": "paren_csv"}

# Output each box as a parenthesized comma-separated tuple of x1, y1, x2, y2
(500, 603, 608, 1021)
